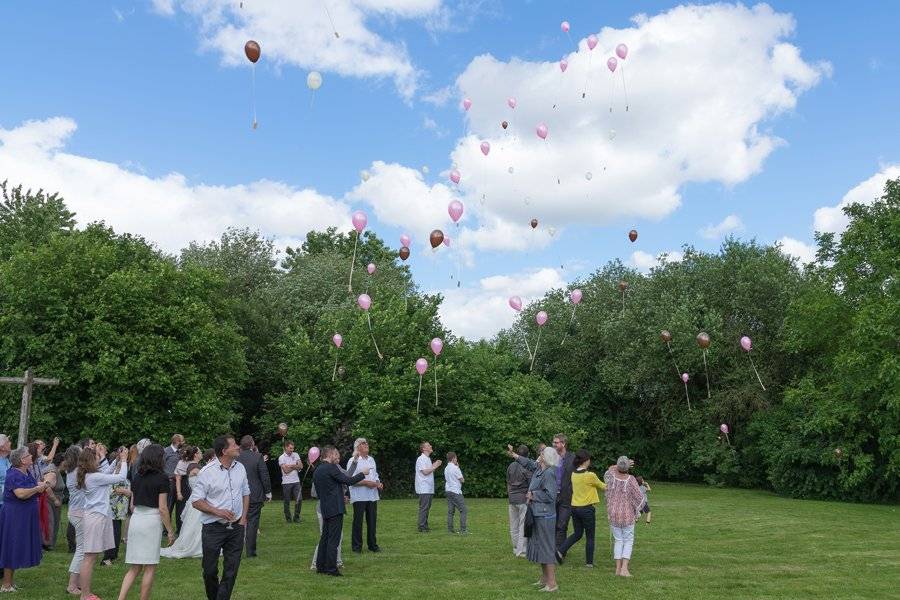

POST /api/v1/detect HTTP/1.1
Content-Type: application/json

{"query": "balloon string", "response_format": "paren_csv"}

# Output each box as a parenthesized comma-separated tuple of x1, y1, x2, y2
(702, 349, 711, 399)
(609, 70, 615, 113)
(748, 354, 766, 391)
(621, 64, 629, 112)
(301, 464, 311, 486)
(455, 222, 461, 288)
(724, 432, 731, 447)
(683, 379, 692, 412)
(348, 231, 358, 293)
(560, 305, 577, 347)
(251, 63, 257, 129)
(433, 356, 439, 406)
(322, 0, 339, 38)
(582, 52, 593, 99)
(366, 312, 383, 360)
(566, 31, 577, 53)
(621, 290, 625, 316)
(666, 341, 681, 375)
(332, 352, 339, 382)
(522, 330, 533, 362)
(310, 89, 316, 110)
(530, 327, 543, 373)
(417, 373, 423, 414)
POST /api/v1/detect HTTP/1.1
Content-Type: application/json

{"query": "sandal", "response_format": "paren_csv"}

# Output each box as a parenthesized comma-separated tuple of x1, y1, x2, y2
(66, 588, 81, 596)
(539, 586, 559, 592)
(0, 586, 18, 593)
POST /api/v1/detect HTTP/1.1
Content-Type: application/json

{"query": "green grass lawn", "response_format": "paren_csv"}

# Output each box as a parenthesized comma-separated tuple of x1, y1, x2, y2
(15, 483, 900, 599)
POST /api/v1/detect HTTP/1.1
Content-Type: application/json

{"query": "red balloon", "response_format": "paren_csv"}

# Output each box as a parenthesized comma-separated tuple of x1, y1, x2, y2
(399, 246, 410, 261)
(430, 230, 444, 249)
(244, 40, 261, 64)
(530, 218, 538, 229)
(628, 229, 638, 243)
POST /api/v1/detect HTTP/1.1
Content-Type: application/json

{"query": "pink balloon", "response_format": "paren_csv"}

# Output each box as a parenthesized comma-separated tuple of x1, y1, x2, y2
(559, 58, 568, 73)
(536, 123, 548, 140)
(740, 336, 752, 352)
(462, 97, 472, 111)
(443, 236, 451, 247)
(430, 337, 444, 356)
(616, 43, 628, 59)
(607, 57, 618, 72)
(450, 169, 461, 185)
(535, 311, 548, 326)
(480, 141, 491, 156)
(507, 97, 517, 109)
(332, 333, 343, 348)
(367, 263, 376, 275)
(587, 34, 598, 50)
(416, 358, 428, 375)
(681, 373, 689, 383)
(357, 293, 372, 311)
(400, 233, 411, 247)
(720, 423, 729, 434)
(570, 289, 582, 305)
(448, 200, 464, 223)
(308, 446, 320, 464)
(508, 296, 522, 312)
(561, 21, 570, 33)
(351, 210, 367, 233)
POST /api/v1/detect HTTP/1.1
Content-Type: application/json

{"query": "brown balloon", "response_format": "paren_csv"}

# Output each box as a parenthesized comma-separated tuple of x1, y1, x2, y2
(399, 246, 410, 261)
(697, 332, 711, 349)
(834, 447, 843, 458)
(430, 229, 444, 248)
(618, 280, 628, 292)
(501, 120, 508, 129)
(530, 218, 538, 229)
(660, 330, 672, 343)
(245, 40, 261, 64)
(628, 229, 638, 243)
(337, 365, 346, 378)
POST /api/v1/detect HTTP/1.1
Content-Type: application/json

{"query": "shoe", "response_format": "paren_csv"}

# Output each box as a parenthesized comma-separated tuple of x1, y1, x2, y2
(448, 530, 458, 534)
(539, 586, 559, 592)
(459, 529, 470, 535)
(586, 564, 594, 568)
(532, 581, 545, 587)
(293, 516, 301, 523)
(66, 587, 81, 596)
(369, 547, 381, 553)
(101, 559, 113, 566)
(0, 585, 18, 593)
(555, 550, 564, 565)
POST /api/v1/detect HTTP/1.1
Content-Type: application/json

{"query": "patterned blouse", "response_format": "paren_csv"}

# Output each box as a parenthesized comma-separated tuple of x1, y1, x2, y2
(109, 478, 130, 520)
(603, 468, 644, 527)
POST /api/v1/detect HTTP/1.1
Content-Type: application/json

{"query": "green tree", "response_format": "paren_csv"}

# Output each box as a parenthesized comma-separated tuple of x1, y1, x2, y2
(0, 181, 75, 260)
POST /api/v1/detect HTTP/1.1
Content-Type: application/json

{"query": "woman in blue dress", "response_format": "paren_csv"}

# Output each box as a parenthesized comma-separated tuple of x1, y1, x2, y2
(0, 447, 48, 592)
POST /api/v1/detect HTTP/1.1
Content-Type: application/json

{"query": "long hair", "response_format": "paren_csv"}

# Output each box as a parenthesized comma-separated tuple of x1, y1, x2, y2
(61, 445, 82, 474)
(138, 444, 166, 476)
(76, 447, 98, 489)
(180, 445, 197, 462)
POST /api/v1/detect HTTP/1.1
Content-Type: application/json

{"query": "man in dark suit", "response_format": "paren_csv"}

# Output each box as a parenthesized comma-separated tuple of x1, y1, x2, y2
(164, 434, 185, 527)
(235, 435, 272, 558)
(553, 433, 577, 549)
(313, 446, 368, 576)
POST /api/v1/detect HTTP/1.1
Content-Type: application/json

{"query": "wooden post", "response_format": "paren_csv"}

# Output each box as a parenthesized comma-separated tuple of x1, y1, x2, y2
(0, 369, 61, 448)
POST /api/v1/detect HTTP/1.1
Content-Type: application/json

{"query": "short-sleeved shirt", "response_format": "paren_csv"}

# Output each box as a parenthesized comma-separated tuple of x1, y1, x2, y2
(415, 454, 434, 494)
(347, 456, 379, 503)
(444, 462, 463, 495)
(175, 460, 191, 476)
(278, 452, 302, 485)
(0, 456, 10, 507)
(132, 471, 170, 508)
(189, 458, 250, 525)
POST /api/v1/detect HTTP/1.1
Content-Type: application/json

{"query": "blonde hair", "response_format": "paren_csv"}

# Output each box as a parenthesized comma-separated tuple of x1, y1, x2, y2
(541, 446, 560, 468)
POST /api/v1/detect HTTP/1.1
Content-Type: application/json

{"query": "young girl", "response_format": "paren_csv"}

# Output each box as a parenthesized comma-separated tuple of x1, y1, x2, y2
(635, 476, 652, 524)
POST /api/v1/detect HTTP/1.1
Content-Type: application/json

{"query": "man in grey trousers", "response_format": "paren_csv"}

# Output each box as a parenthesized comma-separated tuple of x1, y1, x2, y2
(414, 442, 442, 532)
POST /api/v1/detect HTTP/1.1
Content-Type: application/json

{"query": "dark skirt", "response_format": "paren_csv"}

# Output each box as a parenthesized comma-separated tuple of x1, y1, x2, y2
(526, 516, 556, 565)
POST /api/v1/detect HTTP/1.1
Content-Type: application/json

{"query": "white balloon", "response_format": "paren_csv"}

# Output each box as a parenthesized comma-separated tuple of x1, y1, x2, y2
(508, 166, 514, 174)
(548, 226, 557, 237)
(608, 129, 616, 140)
(422, 166, 430, 174)
(307, 71, 323, 90)
(585, 171, 593, 181)
(360, 170, 370, 182)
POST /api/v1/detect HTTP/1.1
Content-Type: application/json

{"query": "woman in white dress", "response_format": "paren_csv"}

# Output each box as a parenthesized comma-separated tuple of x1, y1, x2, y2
(160, 453, 203, 559)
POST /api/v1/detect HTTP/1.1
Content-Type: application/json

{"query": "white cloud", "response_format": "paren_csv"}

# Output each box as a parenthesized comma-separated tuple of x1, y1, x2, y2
(156, 0, 444, 99)
(629, 249, 684, 272)
(813, 165, 900, 235)
(777, 236, 816, 265)
(422, 85, 453, 106)
(0, 118, 350, 253)
(700, 214, 744, 239)
(445, 3, 828, 251)
(436, 267, 566, 339)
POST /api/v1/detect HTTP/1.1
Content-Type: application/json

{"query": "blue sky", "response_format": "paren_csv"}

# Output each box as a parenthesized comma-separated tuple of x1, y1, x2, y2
(1, 1, 898, 338)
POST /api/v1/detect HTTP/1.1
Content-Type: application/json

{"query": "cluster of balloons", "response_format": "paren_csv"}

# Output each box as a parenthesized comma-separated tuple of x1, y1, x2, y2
(415, 337, 444, 412)
(243, 40, 324, 128)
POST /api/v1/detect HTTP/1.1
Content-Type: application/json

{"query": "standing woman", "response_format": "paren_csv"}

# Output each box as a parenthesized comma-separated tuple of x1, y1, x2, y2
(506, 444, 560, 592)
(118, 444, 174, 600)
(603, 456, 645, 577)
(558, 449, 606, 567)
(78, 446, 128, 599)
(48, 453, 68, 549)
(0, 447, 49, 592)
(102, 451, 132, 565)
(63, 445, 85, 595)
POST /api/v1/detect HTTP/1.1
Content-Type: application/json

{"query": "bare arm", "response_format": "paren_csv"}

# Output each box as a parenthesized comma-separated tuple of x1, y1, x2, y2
(240, 494, 250, 527)
(158, 492, 175, 545)
(176, 474, 183, 499)
(46, 437, 60, 463)
(14, 481, 48, 500)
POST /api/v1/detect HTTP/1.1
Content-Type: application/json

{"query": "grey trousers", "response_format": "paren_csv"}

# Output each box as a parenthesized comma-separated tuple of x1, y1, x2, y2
(417, 494, 433, 531)
(446, 492, 468, 532)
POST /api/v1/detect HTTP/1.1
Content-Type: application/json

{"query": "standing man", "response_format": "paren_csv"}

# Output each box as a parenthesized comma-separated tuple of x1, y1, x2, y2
(414, 442, 442, 533)
(313, 446, 368, 576)
(165, 434, 185, 525)
(190, 435, 250, 600)
(553, 433, 576, 549)
(235, 435, 272, 558)
(0, 434, 10, 510)
(507, 444, 533, 557)
(346, 437, 383, 553)
(278, 441, 303, 523)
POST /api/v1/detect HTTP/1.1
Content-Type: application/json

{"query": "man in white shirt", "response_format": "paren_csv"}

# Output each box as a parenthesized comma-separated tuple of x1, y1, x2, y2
(444, 451, 468, 533)
(190, 435, 250, 600)
(278, 441, 304, 523)
(346, 437, 383, 553)
(414, 441, 442, 532)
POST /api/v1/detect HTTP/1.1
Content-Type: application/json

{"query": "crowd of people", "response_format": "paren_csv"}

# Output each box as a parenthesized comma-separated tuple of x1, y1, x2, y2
(0, 429, 650, 597)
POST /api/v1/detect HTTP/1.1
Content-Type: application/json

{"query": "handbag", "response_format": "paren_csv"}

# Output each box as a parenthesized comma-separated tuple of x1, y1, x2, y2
(523, 504, 535, 538)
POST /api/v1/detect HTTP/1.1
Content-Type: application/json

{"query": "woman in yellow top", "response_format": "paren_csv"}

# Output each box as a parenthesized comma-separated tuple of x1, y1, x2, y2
(557, 449, 606, 567)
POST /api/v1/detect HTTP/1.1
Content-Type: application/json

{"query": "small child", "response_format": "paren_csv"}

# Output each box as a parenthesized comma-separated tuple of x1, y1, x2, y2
(444, 452, 468, 534)
(635, 476, 652, 524)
